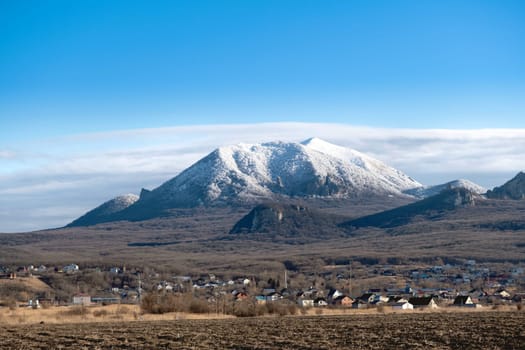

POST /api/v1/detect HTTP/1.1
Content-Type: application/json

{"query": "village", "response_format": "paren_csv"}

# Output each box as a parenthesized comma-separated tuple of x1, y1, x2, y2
(1, 258, 524, 317)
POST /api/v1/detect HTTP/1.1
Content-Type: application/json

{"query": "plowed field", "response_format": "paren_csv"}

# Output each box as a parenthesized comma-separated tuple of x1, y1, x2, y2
(1, 312, 524, 349)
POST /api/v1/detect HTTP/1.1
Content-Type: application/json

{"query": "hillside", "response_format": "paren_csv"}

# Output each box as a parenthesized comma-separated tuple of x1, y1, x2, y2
(486, 172, 525, 199)
(342, 188, 479, 229)
(229, 203, 345, 239)
(67, 194, 139, 227)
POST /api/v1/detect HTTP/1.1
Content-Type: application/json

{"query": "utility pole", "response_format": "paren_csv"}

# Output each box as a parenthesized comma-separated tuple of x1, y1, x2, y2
(348, 259, 352, 296)
(138, 273, 142, 304)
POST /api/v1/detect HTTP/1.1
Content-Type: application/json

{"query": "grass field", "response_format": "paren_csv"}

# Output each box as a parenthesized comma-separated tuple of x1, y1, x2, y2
(1, 308, 524, 349)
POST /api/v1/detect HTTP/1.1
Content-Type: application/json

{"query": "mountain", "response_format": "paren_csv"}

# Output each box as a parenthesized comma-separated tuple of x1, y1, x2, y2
(67, 194, 139, 227)
(404, 179, 486, 198)
(486, 172, 525, 200)
(98, 138, 423, 222)
(229, 202, 344, 238)
(342, 187, 480, 229)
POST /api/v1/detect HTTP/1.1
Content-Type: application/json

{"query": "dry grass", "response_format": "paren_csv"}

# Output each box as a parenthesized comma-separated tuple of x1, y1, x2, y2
(0, 277, 52, 292)
(0, 304, 234, 325)
(0, 303, 518, 325)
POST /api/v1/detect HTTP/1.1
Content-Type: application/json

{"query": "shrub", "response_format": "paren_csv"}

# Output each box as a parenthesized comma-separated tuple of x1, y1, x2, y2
(286, 303, 298, 316)
(59, 306, 91, 316)
(141, 292, 211, 314)
(116, 305, 131, 315)
(93, 309, 109, 318)
(188, 299, 210, 314)
(233, 301, 256, 317)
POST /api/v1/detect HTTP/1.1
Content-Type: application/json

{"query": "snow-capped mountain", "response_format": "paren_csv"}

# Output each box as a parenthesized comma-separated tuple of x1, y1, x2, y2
(124, 138, 422, 212)
(68, 138, 498, 226)
(67, 194, 138, 227)
(404, 179, 487, 198)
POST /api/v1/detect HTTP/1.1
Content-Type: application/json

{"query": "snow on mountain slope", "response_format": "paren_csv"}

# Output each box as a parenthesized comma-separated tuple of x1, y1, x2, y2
(302, 138, 422, 192)
(129, 138, 423, 211)
(67, 194, 139, 227)
(404, 179, 487, 198)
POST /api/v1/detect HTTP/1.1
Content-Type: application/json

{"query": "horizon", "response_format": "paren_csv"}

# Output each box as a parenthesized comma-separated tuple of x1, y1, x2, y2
(1, 1, 524, 232)
(1, 125, 524, 233)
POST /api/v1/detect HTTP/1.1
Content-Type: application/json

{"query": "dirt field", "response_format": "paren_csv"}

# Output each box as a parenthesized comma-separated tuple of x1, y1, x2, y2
(1, 311, 524, 349)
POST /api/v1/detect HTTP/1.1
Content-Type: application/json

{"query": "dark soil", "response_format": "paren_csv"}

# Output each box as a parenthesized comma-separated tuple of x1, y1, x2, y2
(1, 312, 524, 349)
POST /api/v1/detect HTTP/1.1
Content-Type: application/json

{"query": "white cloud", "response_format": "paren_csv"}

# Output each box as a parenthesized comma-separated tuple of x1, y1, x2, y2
(1, 122, 524, 233)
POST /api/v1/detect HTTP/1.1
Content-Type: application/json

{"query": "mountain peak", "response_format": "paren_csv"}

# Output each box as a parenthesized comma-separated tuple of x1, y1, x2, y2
(301, 137, 333, 147)
(404, 179, 486, 198)
(69, 139, 423, 225)
(67, 193, 138, 227)
(300, 137, 360, 158)
(486, 171, 525, 200)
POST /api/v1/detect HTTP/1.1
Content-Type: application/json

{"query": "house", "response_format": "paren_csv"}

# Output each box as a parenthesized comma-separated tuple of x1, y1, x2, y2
(374, 295, 389, 304)
(388, 296, 408, 304)
(328, 289, 343, 301)
(356, 293, 376, 304)
(408, 296, 438, 309)
(314, 297, 328, 307)
(391, 301, 413, 310)
(263, 288, 276, 295)
(91, 297, 121, 304)
(453, 295, 474, 306)
(255, 295, 267, 305)
(352, 299, 369, 309)
(494, 289, 511, 299)
(72, 294, 91, 306)
(110, 267, 121, 274)
(298, 299, 314, 307)
(63, 264, 79, 273)
(27, 300, 41, 309)
(333, 295, 353, 306)
(232, 290, 249, 301)
(266, 292, 282, 302)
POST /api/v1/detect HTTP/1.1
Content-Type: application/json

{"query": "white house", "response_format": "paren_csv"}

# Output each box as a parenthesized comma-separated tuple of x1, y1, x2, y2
(298, 299, 314, 307)
(63, 264, 79, 273)
(72, 294, 91, 305)
(392, 301, 414, 310)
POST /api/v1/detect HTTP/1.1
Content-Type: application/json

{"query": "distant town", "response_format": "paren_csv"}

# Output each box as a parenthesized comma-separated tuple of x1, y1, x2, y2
(2, 259, 523, 316)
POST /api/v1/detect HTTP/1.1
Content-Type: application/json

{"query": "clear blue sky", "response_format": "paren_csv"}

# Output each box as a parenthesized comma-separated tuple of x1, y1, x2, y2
(1, 0, 524, 145)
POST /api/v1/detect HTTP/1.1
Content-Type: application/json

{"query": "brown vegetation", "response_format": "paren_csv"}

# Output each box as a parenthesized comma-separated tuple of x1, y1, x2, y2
(1, 199, 524, 278)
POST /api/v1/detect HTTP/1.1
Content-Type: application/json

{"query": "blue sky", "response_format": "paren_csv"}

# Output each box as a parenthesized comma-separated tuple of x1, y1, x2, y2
(1, 0, 524, 142)
(1, 1, 525, 232)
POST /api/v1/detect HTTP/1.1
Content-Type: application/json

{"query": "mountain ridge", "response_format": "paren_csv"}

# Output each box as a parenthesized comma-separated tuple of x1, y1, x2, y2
(486, 172, 525, 199)
(67, 138, 487, 227)
(341, 187, 481, 230)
